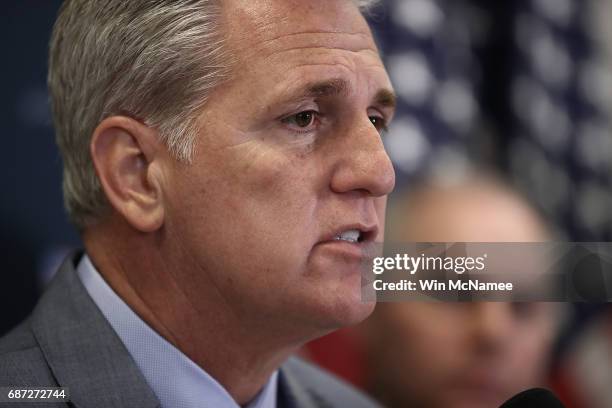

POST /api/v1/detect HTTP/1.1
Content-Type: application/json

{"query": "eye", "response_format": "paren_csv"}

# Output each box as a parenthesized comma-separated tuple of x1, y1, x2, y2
(282, 110, 318, 132)
(510, 302, 543, 321)
(369, 115, 388, 134)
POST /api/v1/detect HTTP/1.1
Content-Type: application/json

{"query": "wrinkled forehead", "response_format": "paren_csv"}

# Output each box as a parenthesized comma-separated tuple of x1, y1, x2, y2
(222, 0, 378, 59)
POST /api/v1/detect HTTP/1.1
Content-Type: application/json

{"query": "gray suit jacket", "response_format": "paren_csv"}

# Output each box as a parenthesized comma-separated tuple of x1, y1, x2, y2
(0, 253, 380, 408)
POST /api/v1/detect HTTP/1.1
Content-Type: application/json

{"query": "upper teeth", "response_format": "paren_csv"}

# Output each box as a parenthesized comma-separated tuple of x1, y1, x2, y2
(335, 229, 360, 243)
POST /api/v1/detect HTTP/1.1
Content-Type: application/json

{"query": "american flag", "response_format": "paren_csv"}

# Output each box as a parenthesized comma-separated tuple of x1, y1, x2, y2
(368, 0, 612, 242)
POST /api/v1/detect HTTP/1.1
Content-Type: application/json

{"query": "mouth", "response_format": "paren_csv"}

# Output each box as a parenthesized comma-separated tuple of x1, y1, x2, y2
(333, 228, 374, 244)
(321, 224, 379, 247)
(311, 224, 380, 273)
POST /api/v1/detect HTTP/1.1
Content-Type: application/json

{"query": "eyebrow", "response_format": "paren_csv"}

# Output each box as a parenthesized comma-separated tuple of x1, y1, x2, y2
(287, 78, 397, 111)
(304, 78, 350, 98)
(374, 88, 397, 110)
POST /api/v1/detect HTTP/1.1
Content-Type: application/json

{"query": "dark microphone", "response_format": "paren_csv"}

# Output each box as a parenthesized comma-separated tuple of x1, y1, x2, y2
(499, 388, 565, 408)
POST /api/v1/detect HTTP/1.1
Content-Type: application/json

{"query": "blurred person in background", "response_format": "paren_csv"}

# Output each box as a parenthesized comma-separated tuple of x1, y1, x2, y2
(359, 173, 562, 408)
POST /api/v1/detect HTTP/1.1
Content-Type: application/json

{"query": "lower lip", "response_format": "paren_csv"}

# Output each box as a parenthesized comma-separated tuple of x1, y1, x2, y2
(314, 239, 368, 260)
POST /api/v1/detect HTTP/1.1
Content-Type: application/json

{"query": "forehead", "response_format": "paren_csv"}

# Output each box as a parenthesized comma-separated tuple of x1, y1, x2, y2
(222, 0, 381, 68)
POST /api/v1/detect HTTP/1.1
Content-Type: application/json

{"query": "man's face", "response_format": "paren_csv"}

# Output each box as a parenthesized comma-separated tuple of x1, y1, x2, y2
(369, 302, 556, 408)
(163, 0, 395, 336)
(363, 185, 556, 408)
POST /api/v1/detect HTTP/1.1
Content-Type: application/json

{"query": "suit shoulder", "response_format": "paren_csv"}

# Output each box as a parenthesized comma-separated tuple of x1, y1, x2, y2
(0, 322, 57, 387)
(0, 320, 37, 355)
(281, 357, 381, 408)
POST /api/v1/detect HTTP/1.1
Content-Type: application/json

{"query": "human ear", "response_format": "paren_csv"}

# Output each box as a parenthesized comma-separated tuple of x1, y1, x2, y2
(90, 116, 165, 232)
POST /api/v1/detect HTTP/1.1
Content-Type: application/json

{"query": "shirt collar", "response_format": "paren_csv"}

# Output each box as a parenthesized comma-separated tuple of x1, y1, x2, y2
(77, 254, 278, 408)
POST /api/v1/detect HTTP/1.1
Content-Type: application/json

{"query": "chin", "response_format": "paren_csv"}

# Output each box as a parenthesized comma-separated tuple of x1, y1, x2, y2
(282, 264, 376, 335)
(338, 298, 376, 326)
(313, 290, 376, 330)
(272, 293, 374, 347)
(333, 272, 377, 323)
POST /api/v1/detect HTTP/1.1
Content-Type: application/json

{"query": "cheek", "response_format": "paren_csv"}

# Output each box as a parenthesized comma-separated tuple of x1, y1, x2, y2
(191, 143, 316, 219)
(504, 327, 553, 378)
(184, 145, 324, 266)
(220, 142, 307, 195)
(235, 148, 322, 238)
(391, 307, 463, 368)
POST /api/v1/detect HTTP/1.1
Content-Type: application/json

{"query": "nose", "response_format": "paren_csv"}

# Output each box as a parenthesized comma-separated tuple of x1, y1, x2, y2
(469, 303, 514, 352)
(329, 117, 396, 197)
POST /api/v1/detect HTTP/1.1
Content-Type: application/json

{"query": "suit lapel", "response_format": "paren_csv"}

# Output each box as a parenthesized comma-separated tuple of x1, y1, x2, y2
(30, 252, 160, 408)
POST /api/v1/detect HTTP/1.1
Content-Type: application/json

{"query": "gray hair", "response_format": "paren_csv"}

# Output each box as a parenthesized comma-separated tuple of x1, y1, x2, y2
(49, 0, 381, 229)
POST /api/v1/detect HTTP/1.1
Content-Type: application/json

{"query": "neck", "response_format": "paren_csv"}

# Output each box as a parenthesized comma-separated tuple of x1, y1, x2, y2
(82, 221, 304, 404)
